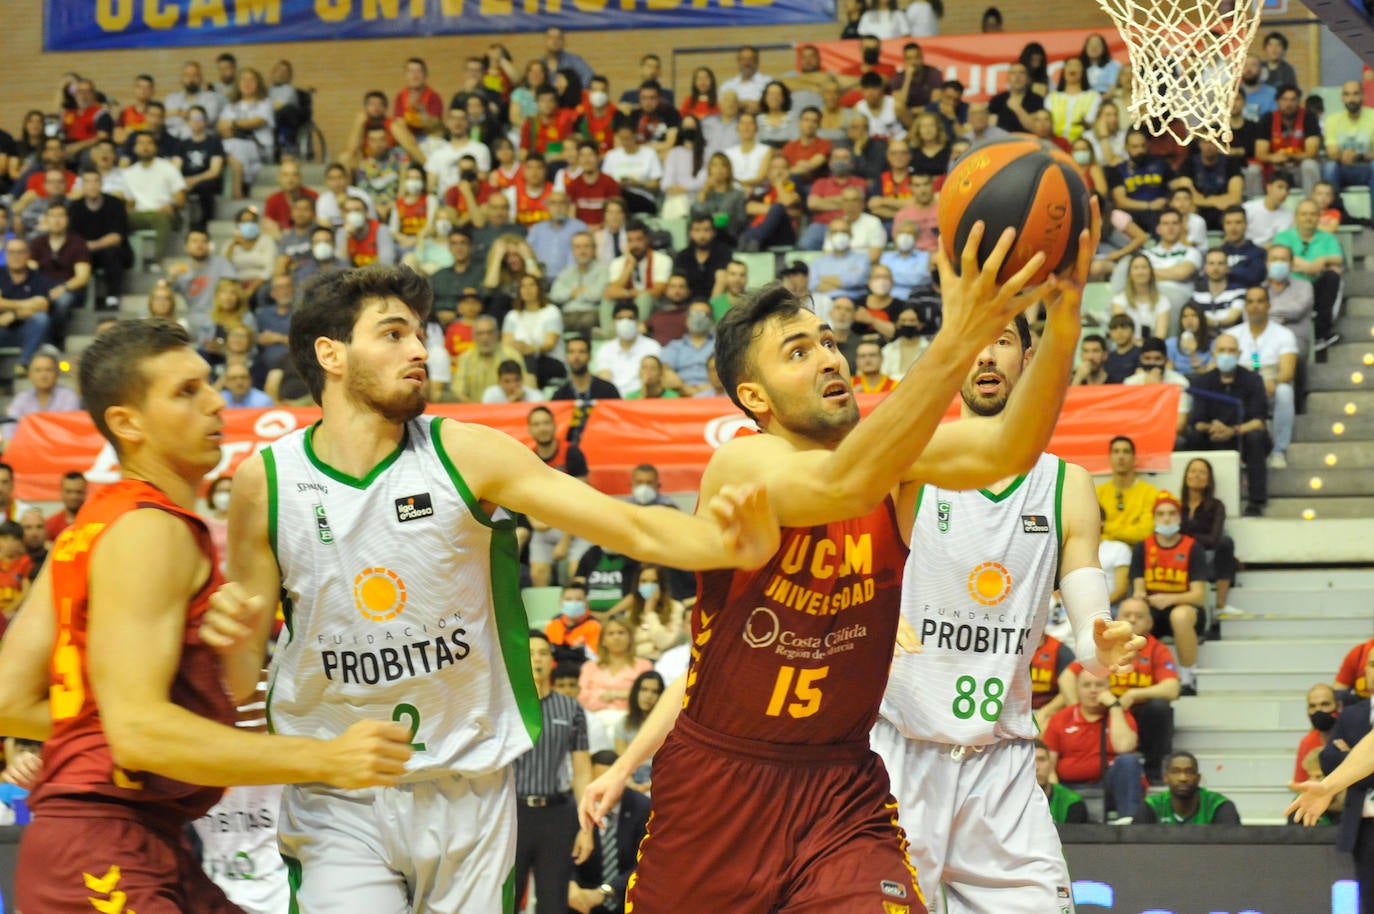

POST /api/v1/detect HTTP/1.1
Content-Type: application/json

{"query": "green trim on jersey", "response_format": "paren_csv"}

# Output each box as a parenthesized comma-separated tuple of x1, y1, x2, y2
(978, 472, 1028, 503)
(264, 447, 281, 562)
(1052, 457, 1066, 589)
(430, 417, 544, 746)
(1143, 787, 1233, 824)
(302, 421, 407, 489)
(912, 486, 924, 526)
(1047, 782, 1085, 823)
(503, 865, 517, 914)
(283, 853, 302, 914)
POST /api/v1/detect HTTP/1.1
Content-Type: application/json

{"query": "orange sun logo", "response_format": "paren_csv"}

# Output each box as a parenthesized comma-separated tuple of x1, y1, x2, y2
(967, 562, 1012, 606)
(353, 567, 408, 622)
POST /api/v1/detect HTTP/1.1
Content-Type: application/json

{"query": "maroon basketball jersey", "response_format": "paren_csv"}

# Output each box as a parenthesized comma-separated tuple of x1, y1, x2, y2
(684, 498, 909, 745)
(32, 480, 234, 821)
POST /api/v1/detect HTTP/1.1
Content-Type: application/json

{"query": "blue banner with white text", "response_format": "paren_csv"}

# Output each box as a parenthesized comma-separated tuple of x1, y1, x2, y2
(45, 0, 836, 50)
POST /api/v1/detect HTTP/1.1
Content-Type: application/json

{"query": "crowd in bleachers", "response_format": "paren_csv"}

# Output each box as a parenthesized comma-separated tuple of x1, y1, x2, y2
(2, 3, 1373, 905)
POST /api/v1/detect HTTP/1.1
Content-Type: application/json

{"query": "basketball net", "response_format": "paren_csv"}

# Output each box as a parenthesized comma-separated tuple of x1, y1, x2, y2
(1096, 0, 1264, 151)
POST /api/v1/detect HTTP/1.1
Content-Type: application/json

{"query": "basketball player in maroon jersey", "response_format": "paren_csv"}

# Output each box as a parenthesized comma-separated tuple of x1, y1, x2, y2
(580, 215, 1100, 913)
(0, 319, 414, 914)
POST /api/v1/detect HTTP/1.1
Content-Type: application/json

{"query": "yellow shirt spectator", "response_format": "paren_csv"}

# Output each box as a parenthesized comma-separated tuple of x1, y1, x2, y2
(1097, 477, 1160, 547)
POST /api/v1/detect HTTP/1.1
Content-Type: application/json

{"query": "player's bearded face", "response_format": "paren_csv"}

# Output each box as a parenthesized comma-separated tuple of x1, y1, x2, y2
(760, 370, 860, 445)
(960, 335, 1024, 417)
(345, 346, 428, 424)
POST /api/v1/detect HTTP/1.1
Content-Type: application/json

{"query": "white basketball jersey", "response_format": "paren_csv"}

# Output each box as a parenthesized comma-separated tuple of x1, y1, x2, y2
(265, 417, 539, 779)
(194, 784, 288, 914)
(881, 453, 1065, 746)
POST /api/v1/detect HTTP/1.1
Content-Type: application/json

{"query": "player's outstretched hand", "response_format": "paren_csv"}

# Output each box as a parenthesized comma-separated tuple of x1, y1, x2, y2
(1039, 196, 1103, 322)
(707, 483, 781, 571)
(202, 582, 271, 655)
(935, 221, 1048, 352)
(319, 720, 413, 789)
(894, 615, 923, 656)
(580, 764, 629, 831)
(1285, 779, 1335, 826)
(1093, 618, 1145, 675)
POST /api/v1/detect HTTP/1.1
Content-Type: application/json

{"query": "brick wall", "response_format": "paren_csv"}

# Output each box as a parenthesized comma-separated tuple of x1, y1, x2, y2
(3, 1, 1322, 166)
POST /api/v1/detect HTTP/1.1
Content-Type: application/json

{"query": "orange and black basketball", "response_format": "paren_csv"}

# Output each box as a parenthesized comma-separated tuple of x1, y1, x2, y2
(937, 136, 1091, 285)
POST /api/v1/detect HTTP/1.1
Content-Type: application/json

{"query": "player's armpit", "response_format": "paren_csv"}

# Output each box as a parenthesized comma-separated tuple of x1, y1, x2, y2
(0, 561, 57, 740)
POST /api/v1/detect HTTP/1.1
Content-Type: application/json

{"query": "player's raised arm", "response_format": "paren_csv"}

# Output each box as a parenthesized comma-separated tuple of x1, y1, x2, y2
(89, 508, 413, 789)
(202, 451, 280, 704)
(0, 561, 57, 740)
(448, 420, 780, 571)
(1055, 462, 1144, 676)
(701, 223, 1050, 529)
(580, 673, 687, 830)
(899, 198, 1102, 492)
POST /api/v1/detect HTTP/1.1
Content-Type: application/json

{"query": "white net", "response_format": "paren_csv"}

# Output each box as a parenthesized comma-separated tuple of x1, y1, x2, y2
(1096, 0, 1264, 151)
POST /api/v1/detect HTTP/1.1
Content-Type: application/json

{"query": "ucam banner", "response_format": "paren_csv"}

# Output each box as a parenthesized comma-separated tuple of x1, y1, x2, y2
(6, 386, 1177, 502)
(807, 27, 1129, 101)
(45, 0, 834, 50)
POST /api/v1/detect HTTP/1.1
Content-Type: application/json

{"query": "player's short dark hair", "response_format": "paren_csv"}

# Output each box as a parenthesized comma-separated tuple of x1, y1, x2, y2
(1275, 83, 1300, 100)
(79, 318, 194, 454)
(1140, 337, 1167, 356)
(291, 265, 433, 404)
(498, 359, 524, 378)
(715, 282, 805, 422)
(1109, 435, 1136, 453)
(1222, 204, 1246, 220)
(1264, 31, 1288, 50)
(1107, 313, 1135, 331)
(562, 578, 588, 597)
(528, 405, 553, 423)
(0, 521, 22, 541)
(1012, 313, 1032, 350)
(1081, 333, 1107, 350)
(1164, 750, 1199, 769)
(62, 470, 87, 483)
(529, 629, 551, 644)
(590, 749, 620, 767)
(859, 71, 886, 90)
(639, 79, 662, 93)
(553, 662, 582, 682)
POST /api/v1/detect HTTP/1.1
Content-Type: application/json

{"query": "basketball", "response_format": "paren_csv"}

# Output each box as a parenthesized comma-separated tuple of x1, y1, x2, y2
(937, 137, 1092, 286)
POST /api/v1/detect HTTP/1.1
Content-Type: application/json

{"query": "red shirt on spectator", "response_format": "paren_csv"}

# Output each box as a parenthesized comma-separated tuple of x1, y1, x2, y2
(512, 182, 552, 225)
(520, 110, 579, 157)
(875, 170, 913, 202)
(393, 87, 443, 131)
(62, 104, 106, 142)
(1067, 633, 1177, 696)
(263, 188, 319, 229)
(30, 233, 91, 285)
(1293, 729, 1324, 784)
(893, 201, 939, 252)
(443, 182, 493, 221)
(1043, 703, 1139, 783)
(117, 105, 149, 133)
(546, 613, 601, 652)
(852, 375, 898, 393)
(578, 108, 620, 155)
(46, 511, 75, 542)
(780, 136, 833, 171)
(393, 196, 429, 236)
(566, 171, 622, 227)
(807, 175, 868, 225)
(345, 221, 383, 266)
(680, 98, 720, 120)
(445, 320, 477, 358)
(1337, 638, 1374, 698)
(0, 554, 32, 611)
(26, 170, 79, 197)
(1029, 634, 1072, 709)
(490, 163, 524, 192)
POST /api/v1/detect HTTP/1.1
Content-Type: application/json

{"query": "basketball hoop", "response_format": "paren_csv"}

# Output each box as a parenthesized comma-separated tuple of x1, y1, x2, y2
(1096, 0, 1264, 150)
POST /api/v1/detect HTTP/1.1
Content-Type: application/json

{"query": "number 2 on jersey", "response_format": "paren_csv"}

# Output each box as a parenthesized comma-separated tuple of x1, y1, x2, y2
(952, 675, 1005, 722)
(766, 665, 829, 718)
(392, 702, 427, 752)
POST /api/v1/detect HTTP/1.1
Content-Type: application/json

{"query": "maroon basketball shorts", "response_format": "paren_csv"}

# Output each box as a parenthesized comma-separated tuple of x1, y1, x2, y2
(626, 716, 926, 914)
(17, 798, 244, 914)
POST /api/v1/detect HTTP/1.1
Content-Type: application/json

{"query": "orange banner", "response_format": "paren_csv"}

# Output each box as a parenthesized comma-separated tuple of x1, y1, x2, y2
(808, 27, 1129, 102)
(7, 386, 1177, 502)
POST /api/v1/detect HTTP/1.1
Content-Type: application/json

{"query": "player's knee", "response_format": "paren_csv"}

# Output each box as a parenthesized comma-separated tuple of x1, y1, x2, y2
(1169, 605, 1197, 629)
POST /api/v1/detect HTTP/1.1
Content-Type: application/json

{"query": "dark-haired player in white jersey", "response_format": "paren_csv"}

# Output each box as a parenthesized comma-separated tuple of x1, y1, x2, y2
(873, 310, 1145, 914)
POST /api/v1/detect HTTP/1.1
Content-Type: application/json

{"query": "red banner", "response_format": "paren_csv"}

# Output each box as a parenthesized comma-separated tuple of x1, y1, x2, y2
(7, 386, 1177, 503)
(808, 27, 1129, 102)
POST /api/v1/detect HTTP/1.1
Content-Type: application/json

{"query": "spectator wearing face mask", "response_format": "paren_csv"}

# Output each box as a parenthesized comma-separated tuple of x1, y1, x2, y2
(879, 220, 931, 299)
(1293, 683, 1343, 801)
(593, 303, 661, 397)
(808, 218, 871, 301)
(1123, 337, 1191, 435)
(335, 197, 397, 267)
(661, 302, 715, 396)
(880, 305, 927, 380)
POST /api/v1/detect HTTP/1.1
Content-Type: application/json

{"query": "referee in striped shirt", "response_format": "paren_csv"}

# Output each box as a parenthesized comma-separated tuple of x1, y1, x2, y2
(515, 630, 594, 914)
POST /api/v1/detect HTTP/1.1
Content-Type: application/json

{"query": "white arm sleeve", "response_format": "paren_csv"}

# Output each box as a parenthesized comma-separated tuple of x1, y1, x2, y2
(1060, 565, 1112, 677)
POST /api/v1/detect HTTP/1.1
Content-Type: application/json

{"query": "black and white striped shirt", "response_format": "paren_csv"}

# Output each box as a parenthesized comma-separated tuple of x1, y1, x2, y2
(514, 691, 589, 797)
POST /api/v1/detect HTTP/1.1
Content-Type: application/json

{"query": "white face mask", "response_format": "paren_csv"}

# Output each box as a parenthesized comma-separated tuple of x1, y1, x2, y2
(1071, 149, 1092, 166)
(895, 232, 916, 252)
(404, 177, 425, 195)
(869, 278, 892, 297)
(631, 483, 658, 505)
(435, 219, 453, 237)
(589, 90, 609, 108)
(211, 490, 231, 512)
(615, 318, 639, 341)
(344, 210, 366, 230)
(312, 241, 335, 260)
(829, 231, 851, 252)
